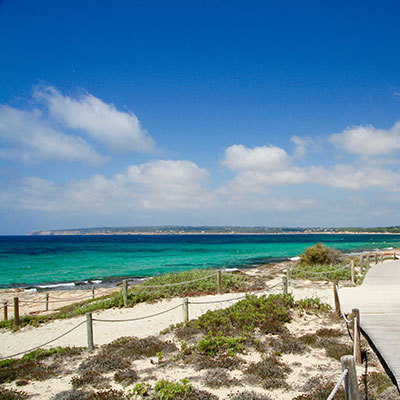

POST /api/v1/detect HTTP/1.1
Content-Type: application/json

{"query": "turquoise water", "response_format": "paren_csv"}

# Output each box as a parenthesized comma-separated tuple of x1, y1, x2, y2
(1, 234, 399, 287)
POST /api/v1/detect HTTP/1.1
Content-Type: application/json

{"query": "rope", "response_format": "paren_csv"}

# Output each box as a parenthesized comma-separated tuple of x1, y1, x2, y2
(326, 368, 348, 400)
(132, 272, 217, 288)
(49, 293, 95, 301)
(92, 304, 182, 322)
(189, 295, 248, 305)
(336, 284, 353, 341)
(0, 319, 86, 361)
(188, 281, 283, 305)
(18, 297, 94, 305)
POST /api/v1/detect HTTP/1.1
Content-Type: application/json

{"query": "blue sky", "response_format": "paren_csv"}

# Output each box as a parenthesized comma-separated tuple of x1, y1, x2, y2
(1, 1, 400, 234)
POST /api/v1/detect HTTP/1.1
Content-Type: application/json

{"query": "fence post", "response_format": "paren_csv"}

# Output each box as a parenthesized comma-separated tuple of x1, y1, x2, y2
(341, 355, 361, 400)
(394, 252, 396, 260)
(366, 254, 370, 269)
(13, 297, 19, 327)
(217, 271, 222, 295)
(183, 298, 189, 323)
(360, 254, 364, 275)
(352, 308, 362, 365)
(286, 268, 290, 288)
(3, 301, 7, 321)
(86, 312, 94, 351)
(374, 252, 378, 264)
(350, 260, 355, 285)
(45, 293, 49, 311)
(282, 276, 288, 295)
(333, 282, 340, 317)
(380, 253, 383, 263)
(122, 280, 128, 307)
(92, 286, 95, 300)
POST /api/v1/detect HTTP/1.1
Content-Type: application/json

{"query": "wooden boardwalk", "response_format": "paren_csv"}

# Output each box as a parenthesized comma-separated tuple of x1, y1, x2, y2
(339, 260, 400, 387)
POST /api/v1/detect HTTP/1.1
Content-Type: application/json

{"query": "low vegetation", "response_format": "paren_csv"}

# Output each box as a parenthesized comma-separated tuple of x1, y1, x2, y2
(0, 269, 255, 330)
(1, 265, 398, 399)
(290, 243, 353, 281)
(0, 347, 83, 385)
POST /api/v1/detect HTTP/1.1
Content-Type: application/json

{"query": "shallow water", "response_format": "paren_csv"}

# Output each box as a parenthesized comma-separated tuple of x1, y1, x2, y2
(0, 234, 399, 287)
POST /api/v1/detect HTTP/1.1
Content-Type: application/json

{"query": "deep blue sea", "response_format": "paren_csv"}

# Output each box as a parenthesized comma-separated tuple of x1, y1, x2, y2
(0, 234, 399, 288)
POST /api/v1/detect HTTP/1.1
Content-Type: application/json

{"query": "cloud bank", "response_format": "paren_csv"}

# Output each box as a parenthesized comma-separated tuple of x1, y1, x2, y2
(1, 86, 400, 230)
(0, 87, 156, 166)
(35, 87, 156, 153)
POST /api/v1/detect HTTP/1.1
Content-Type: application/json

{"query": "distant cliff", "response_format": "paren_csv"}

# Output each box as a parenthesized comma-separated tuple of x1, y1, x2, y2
(27, 225, 400, 235)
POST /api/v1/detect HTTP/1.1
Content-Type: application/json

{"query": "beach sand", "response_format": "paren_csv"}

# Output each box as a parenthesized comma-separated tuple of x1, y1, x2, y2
(0, 266, 398, 399)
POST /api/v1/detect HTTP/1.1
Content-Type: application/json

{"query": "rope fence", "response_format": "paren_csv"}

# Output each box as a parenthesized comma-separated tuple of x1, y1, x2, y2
(326, 368, 348, 400)
(0, 319, 86, 361)
(0, 277, 287, 360)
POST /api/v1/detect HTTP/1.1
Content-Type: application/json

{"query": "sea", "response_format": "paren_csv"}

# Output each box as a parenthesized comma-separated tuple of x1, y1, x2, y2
(1, 234, 400, 290)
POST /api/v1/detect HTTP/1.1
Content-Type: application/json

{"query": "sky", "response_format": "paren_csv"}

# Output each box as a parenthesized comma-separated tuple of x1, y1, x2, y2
(1, 1, 400, 234)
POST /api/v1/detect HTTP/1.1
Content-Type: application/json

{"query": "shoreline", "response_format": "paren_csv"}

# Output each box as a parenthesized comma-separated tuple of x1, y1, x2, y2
(0, 244, 396, 290)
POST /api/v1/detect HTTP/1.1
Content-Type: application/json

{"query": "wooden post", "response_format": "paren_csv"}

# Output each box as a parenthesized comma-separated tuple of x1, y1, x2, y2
(374, 252, 378, 265)
(45, 293, 49, 311)
(86, 312, 94, 351)
(282, 276, 288, 295)
(286, 268, 290, 288)
(13, 297, 19, 327)
(92, 286, 95, 300)
(394, 251, 397, 260)
(380, 252, 383, 263)
(217, 271, 222, 295)
(352, 308, 362, 365)
(182, 298, 189, 323)
(122, 280, 128, 307)
(366, 253, 370, 269)
(341, 355, 361, 400)
(333, 282, 340, 316)
(350, 260, 355, 285)
(3, 301, 7, 321)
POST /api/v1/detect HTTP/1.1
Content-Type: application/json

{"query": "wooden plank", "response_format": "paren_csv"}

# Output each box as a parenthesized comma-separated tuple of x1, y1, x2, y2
(337, 260, 400, 388)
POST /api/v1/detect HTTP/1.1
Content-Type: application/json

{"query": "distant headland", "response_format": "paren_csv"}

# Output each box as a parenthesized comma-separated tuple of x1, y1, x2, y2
(27, 225, 400, 235)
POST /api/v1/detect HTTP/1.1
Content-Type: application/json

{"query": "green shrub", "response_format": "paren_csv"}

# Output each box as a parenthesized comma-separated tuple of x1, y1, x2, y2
(193, 294, 294, 336)
(300, 243, 341, 267)
(296, 297, 332, 314)
(154, 379, 192, 400)
(197, 332, 245, 356)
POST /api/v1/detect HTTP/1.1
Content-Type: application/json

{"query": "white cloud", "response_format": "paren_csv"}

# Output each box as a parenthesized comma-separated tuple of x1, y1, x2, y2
(222, 144, 308, 186)
(330, 121, 400, 156)
(0, 106, 105, 166)
(291, 135, 316, 159)
(223, 144, 291, 171)
(1, 160, 217, 213)
(35, 86, 156, 153)
(222, 144, 400, 193)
